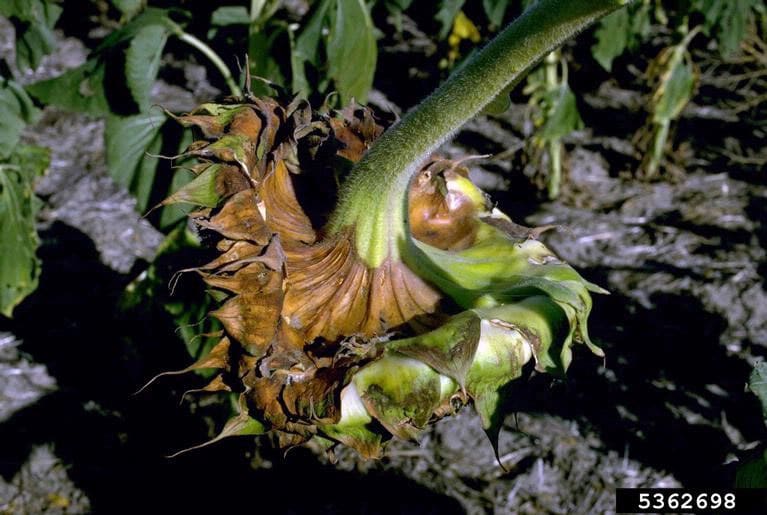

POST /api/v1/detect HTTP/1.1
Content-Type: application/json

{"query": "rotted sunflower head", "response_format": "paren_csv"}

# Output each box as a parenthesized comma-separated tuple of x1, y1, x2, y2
(151, 85, 605, 459)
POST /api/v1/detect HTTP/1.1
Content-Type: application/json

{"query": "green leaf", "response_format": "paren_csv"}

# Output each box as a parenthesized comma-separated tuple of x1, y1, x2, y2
(95, 8, 175, 53)
(384, 0, 413, 11)
(482, 0, 509, 28)
(0, 145, 49, 317)
(26, 8, 170, 115)
(327, 0, 377, 103)
(693, 0, 724, 33)
(653, 54, 695, 123)
(290, 0, 332, 98)
(482, 83, 512, 115)
(125, 23, 169, 109)
(627, 4, 651, 50)
(436, 0, 466, 39)
(591, 9, 629, 72)
(748, 361, 767, 423)
(211, 6, 250, 27)
(12, 0, 63, 70)
(1, 0, 57, 23)
(113, 0, 145, 18)
(288, 26, 310, 98)
(0, 78, 41, 158)
(591, 3, 650, 72)
(383, 0, 413, 32)
(248, 29, 286, 95)
(105, 110, 166, 210)
(539, 85, 583, 140)
(0, 0, 36, 19)
(715, 0, 750, 57)
(692, 0, 761, 57)
(26, 58, 110, 115)
(133, 131, 163, 212)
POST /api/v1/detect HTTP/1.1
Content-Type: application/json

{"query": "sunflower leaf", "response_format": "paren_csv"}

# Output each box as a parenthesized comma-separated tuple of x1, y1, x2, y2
(125, 23, 169, 109)
(0, 146, 49, 318)
(327, 0, 377, 103)
(0, 78, 40, 158)
(105, 110, 166, 210)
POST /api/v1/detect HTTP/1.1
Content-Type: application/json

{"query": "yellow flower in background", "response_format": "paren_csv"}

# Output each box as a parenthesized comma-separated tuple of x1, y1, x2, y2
(444, 11, 481, 68)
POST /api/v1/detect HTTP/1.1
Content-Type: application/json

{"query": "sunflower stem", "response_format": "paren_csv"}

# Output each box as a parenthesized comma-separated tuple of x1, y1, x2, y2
(328, 0, 631, 268)
(544, 50, 562, 200)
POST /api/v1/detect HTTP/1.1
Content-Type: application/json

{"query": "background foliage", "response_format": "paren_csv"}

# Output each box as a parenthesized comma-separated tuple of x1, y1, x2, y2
(1, 0, 765, 359)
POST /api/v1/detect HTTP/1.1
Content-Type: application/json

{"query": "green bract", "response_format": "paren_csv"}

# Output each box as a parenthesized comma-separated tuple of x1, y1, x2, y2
(321, 286, 600, 457)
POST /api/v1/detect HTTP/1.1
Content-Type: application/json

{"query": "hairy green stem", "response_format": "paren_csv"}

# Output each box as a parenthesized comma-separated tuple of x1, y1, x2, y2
(328, 0, 630, 267)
